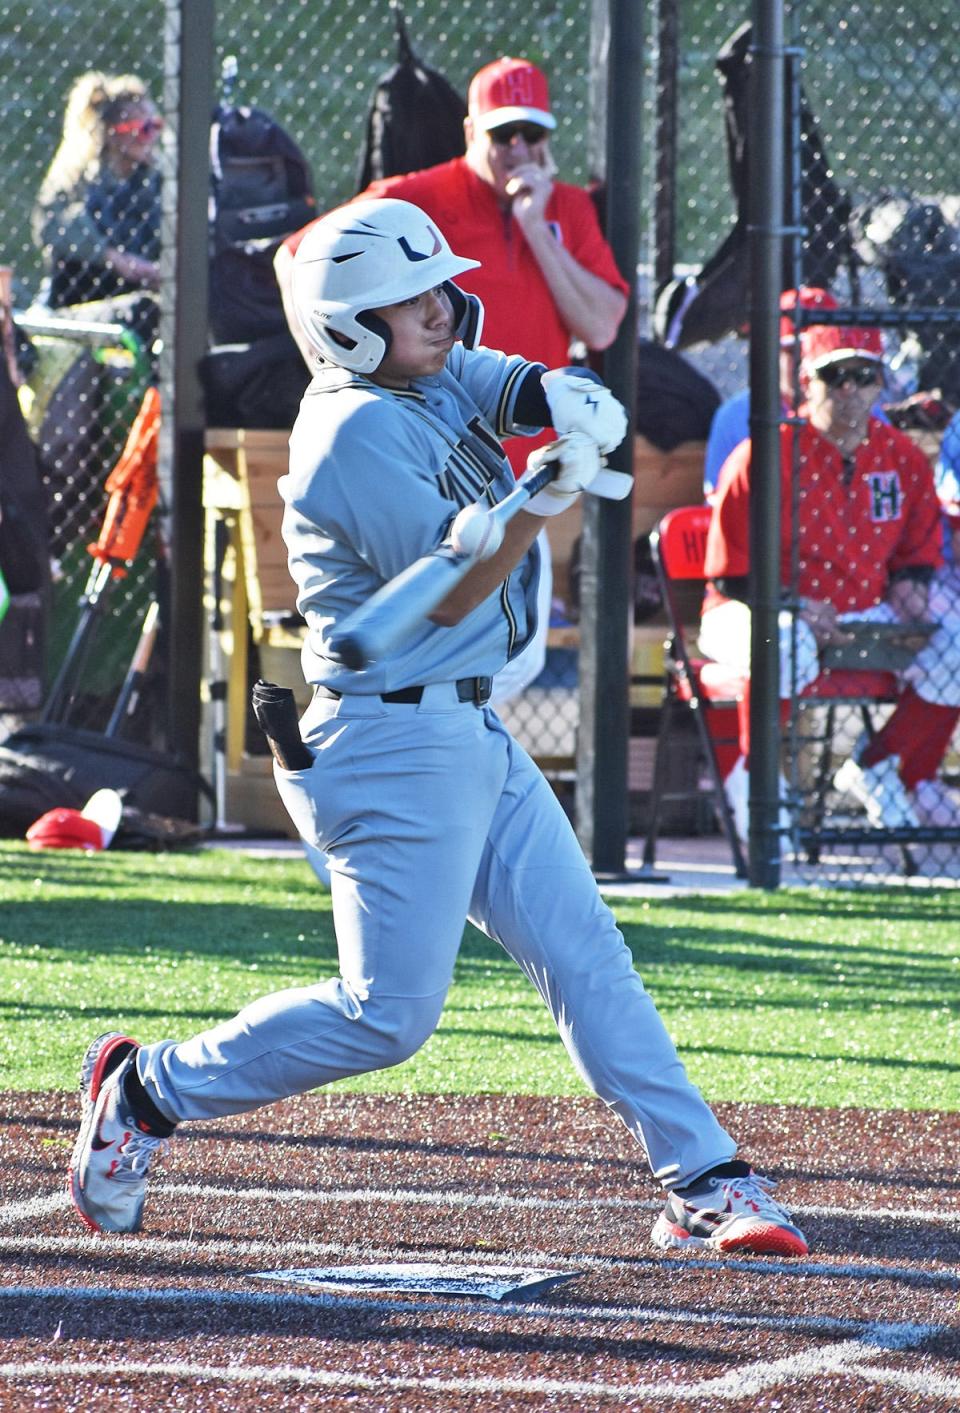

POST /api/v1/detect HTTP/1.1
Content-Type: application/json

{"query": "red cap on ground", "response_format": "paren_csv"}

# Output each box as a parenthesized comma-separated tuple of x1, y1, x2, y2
(26, 788, 123, 851)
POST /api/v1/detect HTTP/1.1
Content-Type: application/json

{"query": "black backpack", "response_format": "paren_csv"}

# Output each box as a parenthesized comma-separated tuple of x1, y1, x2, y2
(204, 103, 317, 427)
(850, 193, 960, 404)
(654, 21, 854, 349)
(208, 103, 316, 345)
(0, 722, 212, 838)
(355, 4, 467, 189)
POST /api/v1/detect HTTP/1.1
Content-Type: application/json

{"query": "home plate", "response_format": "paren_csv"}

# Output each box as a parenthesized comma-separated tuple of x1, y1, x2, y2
(251, 1262, 581, 1301)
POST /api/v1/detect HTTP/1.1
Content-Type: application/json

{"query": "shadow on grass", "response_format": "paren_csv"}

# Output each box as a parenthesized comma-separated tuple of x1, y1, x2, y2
(0, 895, 337, 968)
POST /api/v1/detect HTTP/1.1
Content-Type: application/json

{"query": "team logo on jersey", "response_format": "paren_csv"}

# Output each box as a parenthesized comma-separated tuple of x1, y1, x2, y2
(866, 470, 903, 522)
(434, 416, 506, 508)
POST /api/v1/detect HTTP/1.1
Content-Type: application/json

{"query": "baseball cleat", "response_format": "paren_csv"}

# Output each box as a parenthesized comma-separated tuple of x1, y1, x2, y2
(79, 1030, 138, 1105)
(651, 1161, 808, 1257)
(68, 1037, 167, 1234)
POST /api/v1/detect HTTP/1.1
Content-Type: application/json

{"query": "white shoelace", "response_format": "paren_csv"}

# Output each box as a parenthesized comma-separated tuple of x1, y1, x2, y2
(114, 1130, 169, 1184)
(706, 1171, 792, 1222)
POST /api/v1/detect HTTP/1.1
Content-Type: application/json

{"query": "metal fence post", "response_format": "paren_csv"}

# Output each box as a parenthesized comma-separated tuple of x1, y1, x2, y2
(578, 0, 643, 876)
(654, 0, 679, 290)
(158, 0, 214, 794)
(747, 0, 785, 887)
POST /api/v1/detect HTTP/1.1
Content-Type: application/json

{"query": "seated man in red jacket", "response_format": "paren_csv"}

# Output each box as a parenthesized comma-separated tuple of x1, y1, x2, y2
(700, 320, 960, 834)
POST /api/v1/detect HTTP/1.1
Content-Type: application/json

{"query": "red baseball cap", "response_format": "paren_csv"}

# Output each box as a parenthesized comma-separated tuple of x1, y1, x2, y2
(26, 788, 123, 851)
(467, 57, 556, 133)
(800, 323, 884, 370)
(779, 287, 838, 345)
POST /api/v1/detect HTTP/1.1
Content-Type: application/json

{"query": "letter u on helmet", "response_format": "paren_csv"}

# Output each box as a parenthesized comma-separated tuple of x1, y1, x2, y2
(292, 198, 483, 373)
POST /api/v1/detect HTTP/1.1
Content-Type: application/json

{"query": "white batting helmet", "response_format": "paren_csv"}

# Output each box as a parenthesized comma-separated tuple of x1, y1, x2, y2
(292, 198, 482, 373)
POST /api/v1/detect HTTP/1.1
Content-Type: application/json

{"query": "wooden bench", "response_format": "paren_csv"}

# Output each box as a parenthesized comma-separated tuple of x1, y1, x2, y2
(202, 426, 707, 832)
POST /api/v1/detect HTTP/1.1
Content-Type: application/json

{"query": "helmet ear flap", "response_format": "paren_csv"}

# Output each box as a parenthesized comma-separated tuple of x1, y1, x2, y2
(443, 282, 484, 350)
(355, 310, 392, 366)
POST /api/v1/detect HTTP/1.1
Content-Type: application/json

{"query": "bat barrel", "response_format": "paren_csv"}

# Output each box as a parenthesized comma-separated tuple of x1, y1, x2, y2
(328, 632, 369, 671)
(329, 549, 469, 670)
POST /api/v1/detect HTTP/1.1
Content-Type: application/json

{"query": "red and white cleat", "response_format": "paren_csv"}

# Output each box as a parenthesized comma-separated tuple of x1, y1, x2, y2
(651, 1161, 808, 1257)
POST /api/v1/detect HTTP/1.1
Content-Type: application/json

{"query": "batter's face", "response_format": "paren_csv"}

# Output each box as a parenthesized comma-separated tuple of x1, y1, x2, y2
(369, 285, 455, 389)
(463, 116, 553, 204)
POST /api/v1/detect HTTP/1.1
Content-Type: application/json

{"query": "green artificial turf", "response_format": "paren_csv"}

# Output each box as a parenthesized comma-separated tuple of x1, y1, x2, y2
(1, 842, 958, 1110)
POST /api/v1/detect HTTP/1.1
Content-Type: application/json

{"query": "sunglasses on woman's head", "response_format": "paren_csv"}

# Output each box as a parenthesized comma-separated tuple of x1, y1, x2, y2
(112, 116, 163, 139)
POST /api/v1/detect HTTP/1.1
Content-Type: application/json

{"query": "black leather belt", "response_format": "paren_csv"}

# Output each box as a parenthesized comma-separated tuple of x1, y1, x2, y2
(316, 676, 493, 706)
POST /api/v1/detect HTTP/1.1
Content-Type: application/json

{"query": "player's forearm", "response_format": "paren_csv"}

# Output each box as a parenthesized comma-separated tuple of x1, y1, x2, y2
(429, 510, 543, 625)
(106, 248, 160, 290)
(518, 221, 627, 349)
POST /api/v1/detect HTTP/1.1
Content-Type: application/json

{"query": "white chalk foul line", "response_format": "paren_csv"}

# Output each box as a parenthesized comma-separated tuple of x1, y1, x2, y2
(0, 1193, 69, 1226)
(0, 1321, 943, 1402)
(2, 1183, 955, 1229)
(860, 1366, 960, 1400)
(154, 1181, 960, 1228)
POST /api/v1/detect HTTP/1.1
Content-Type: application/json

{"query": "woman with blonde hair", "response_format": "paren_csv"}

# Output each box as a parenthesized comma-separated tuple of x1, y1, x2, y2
(33, 70, 162, 312)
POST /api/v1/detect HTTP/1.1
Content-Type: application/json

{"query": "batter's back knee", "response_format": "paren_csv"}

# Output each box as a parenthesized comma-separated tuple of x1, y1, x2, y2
(359, 991, 447, 1070)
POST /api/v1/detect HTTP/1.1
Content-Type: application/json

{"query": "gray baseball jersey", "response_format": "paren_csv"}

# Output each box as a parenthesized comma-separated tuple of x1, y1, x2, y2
(281, 343, 542, 694)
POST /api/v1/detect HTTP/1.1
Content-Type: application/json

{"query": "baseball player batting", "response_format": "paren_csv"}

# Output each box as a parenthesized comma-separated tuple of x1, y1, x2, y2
(68, 197, 807, 1258)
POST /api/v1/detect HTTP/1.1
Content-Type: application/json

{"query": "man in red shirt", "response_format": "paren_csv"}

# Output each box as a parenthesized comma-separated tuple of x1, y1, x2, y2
(277, 56, 628, 472)
(275, 56, 629, 705)
(700, 321, 960, 833)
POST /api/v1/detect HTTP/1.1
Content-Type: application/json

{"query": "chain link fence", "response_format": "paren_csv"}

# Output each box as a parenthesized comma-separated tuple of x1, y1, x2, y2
(1, 12, 166, 736)
(647, 2, 960, 884)
(791, 1, 960, 883)
(1, 1, 959, 882)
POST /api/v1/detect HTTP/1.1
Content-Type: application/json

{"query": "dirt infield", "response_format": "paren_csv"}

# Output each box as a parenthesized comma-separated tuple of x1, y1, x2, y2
(1, 1092, 958, 1410)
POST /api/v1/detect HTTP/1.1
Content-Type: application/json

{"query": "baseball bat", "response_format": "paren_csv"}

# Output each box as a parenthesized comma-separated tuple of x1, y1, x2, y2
(329, 456, 560, 670)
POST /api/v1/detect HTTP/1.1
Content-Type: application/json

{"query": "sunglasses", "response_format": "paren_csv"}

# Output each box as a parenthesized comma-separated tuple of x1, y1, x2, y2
(488, 122, 550, 146)
(816, 363, 881, 389)
(112, 116, 163, 139)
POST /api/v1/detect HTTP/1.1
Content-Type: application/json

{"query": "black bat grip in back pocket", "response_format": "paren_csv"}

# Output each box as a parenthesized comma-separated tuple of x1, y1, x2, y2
(251, 680, 314, 772)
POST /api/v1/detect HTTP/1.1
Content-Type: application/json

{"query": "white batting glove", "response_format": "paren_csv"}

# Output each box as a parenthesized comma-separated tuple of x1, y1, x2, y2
(541, 368, 628, 455)
(521, 431, 603, 517)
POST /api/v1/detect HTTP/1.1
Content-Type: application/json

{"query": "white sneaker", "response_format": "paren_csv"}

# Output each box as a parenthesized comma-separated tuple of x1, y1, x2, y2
(722, 756, 791, 842)
(651, 1160, 808, 1256)
(834, 752, 919, 828)
(913, 777, 960, 827)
